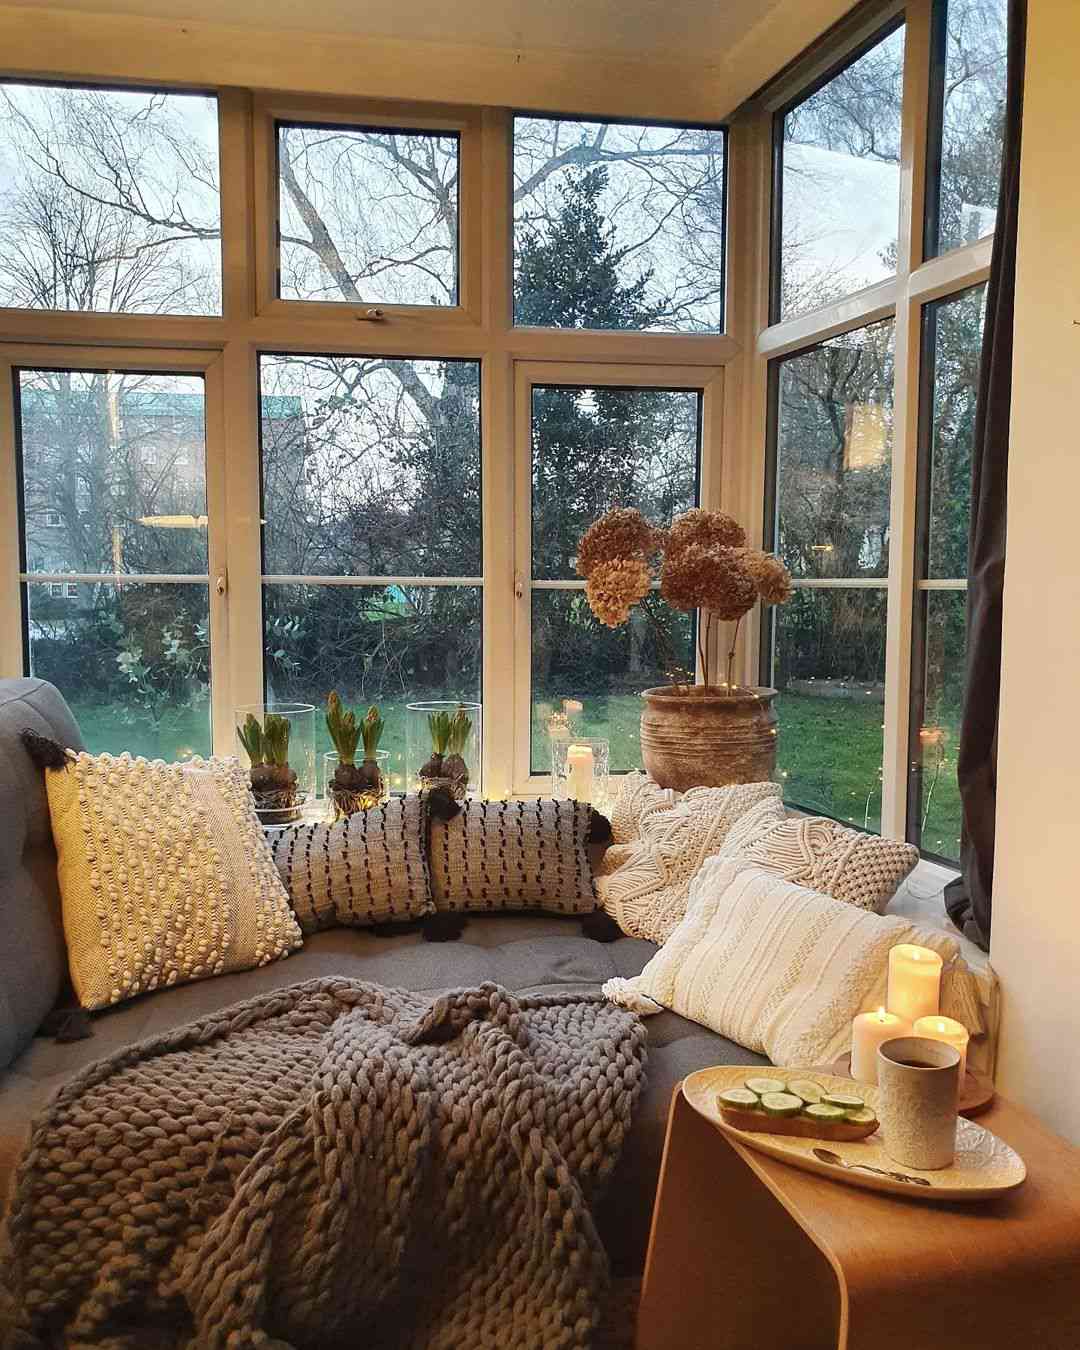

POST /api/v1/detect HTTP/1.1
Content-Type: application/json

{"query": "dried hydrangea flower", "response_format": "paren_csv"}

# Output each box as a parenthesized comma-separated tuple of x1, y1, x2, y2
(660, 542, 758, 621)
(744, 551, 793, 606)
(576, 508, 658, 579)
(586, 557, 653, 628)
(666, 508, 747, 557)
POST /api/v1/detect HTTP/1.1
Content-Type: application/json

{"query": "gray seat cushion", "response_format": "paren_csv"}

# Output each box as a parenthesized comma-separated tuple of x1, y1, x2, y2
(0, 915, 765, 1273)
(0, 679, 84, 1070)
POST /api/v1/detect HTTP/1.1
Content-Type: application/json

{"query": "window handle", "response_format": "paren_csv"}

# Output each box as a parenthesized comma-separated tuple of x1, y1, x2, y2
(514, 572, 525, 600)
(215, 573, 228, 596)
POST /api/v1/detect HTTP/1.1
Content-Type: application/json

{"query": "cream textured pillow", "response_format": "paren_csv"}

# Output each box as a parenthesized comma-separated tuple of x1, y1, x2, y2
(429, 798, 596, 914)
(45, 752, 302, 1010)
(721, 813, 919, 914)
(270, 796, 433, 932)
(603, 857, 983, 1066)
(595, 781, 783, 943)
(608, 771, 680, 844)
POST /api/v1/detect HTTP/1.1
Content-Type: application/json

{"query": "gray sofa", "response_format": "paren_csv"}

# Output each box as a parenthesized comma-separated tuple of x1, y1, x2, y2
(0, 677, 765, 1274)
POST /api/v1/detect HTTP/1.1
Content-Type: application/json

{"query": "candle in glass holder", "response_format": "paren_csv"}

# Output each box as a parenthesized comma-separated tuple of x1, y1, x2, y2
(565, 743, 595, 804)
(851, 1007, 911, 1084)
(913, 1015, 969, 1081)
(887, 944, 943, 1024)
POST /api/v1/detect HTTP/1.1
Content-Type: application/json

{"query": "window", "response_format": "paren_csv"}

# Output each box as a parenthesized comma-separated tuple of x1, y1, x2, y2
(776, 23, 905, 321)
(908, 284, 986, 860)
(44, 509, 62, 527)
(276, 122, 459, 307)
(513, 117, 727, 333)
(926, 0, 1008, 257)
(0, 84, 221, 315)
(15, 368, 212, 760)
(259, 354, 482, 789)
(764, 319, 894, 830)
(524, 376, 702, 775)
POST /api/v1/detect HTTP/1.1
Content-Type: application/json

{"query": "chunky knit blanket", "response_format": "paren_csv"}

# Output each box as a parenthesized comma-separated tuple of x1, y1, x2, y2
(4, 979, 647, 1350)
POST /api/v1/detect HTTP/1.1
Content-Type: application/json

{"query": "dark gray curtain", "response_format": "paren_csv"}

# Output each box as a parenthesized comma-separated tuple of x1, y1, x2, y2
(945, 0, 1027, 951)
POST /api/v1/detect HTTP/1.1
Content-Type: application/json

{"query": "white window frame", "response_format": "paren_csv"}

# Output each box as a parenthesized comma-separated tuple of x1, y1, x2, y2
(511, 360, 726, 794)
(0, 83, 740, 799)
(735, 0, 996, 848)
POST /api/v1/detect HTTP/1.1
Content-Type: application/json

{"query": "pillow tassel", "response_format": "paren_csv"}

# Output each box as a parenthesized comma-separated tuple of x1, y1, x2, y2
(581, 909, 622, 943)
(20, 728, 72, 770)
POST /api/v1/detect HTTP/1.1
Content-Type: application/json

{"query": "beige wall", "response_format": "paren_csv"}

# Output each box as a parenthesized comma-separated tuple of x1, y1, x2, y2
(991, 0, 1080, 1144)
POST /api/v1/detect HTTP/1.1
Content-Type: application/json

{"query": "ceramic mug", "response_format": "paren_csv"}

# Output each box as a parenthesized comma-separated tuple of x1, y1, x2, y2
(876, 1035, 961, 1170)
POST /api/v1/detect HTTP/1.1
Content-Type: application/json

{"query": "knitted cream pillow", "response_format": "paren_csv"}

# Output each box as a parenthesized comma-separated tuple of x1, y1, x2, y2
(595, 781, 783, 943)
(604, 857, 984, 1066)
(269, 796, 433, 932)
(608, 771, 680, 844)
(45, 752, 302, 1010)
(429, 798, 596, 914)
(722, 814, 919, 914)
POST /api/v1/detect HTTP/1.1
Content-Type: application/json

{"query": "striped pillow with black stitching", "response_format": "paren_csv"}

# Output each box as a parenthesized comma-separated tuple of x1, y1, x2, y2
(429, 798, 597, 915)
(269, 795, 434, 932)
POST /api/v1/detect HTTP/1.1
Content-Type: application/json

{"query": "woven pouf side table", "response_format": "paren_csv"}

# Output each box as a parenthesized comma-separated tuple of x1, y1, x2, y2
(637, 1082, 1080, 1350)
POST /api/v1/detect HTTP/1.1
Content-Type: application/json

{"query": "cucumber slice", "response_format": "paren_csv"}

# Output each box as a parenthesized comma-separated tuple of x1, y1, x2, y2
(745, 1077, 786, 1097)
(760, 1092, 803, 1118)
(718, 1087, 761, 1110)
(822, 1092, 865, 1110)
(787, 1079, 824, 1106)
(844, 1107, 878, 1125)
(805, 1102, 846, 1122)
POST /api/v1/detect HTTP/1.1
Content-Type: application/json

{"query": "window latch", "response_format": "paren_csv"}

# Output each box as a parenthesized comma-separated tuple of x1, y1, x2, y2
(215, 573, 228, 596)
(514, 572, 525, 600)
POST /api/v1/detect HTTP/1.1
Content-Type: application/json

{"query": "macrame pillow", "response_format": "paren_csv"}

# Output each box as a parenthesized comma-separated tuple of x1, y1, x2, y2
(429, 798, 596, 914)
(608, 771, 680, 844)
(721, 813, 919, 914)
(603, 856, 985, 1067)
(270, 795, 434, 932)
(595, 780, 783, 943)
(44, 752, 302, 1011)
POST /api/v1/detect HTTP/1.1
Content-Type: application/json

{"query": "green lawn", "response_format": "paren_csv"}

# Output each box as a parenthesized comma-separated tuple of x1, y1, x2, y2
(71, 685, 962, 862)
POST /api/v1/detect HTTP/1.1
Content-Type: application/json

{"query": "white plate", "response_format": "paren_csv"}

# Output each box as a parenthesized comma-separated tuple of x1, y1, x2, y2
(684, 1066, 1026, 1203)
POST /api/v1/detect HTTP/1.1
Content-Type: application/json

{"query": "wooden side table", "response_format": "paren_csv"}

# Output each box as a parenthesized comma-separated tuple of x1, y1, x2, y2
(637, 1084, 1080, 1350)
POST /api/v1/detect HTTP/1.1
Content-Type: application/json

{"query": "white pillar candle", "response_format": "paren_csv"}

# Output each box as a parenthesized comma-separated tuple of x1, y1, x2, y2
(887, 944, 943, 1024)
(564, 743, 595, 805)
(851, 1008, 911, 1085)
(913, 1015, 970, 1082)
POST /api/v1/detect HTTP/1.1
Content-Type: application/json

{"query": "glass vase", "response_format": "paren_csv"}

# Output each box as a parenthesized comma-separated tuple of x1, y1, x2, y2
(324, 749, 391, 820)
(551, 736, 610, 811)
(234, 701, 315, 827)
(405, 700, 482, 799)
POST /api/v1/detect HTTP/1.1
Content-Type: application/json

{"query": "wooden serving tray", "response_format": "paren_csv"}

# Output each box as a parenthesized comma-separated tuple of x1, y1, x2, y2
(718, 1104, 878, 1143)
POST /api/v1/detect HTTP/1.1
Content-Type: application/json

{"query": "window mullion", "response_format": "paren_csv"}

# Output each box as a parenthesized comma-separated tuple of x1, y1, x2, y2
(881, 0, 933, 840)
(0, 359, 22, 679)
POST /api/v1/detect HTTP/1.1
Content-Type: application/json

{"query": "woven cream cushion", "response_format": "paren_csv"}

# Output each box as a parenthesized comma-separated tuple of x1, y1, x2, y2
(595, 781, 783, 943)
(720, 808, 919, 914)
(608, 772, 680, 844)
(604, 857, 984, 1066)
(45, 752, 302, 1010)
(429, 799, 596, 914)
(270, 796, 433, 932)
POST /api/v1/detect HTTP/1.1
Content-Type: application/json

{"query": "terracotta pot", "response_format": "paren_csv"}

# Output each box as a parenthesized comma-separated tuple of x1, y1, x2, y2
(639, 685, 778, 792)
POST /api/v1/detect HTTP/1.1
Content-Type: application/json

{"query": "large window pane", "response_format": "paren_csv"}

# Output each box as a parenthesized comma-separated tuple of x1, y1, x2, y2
(26, 580, 211, 761)
(513, 117, 726, 333)
(277, 123, 459, 307)
(19, 370, 208, 576)
(771, 587, 887, 832)
(778, 25, 904, 320)
(912, 590, 965, 860)
(531, 590, 693, 775)
(531, 384, 700, 581)
(0, 85, 220, 315)
(262, 582, 481, 788)
(773, 320, 895, 580)
(260, 356, 481, 577)
(924, 285, 986, 578)
(928, 0, 1008, 257)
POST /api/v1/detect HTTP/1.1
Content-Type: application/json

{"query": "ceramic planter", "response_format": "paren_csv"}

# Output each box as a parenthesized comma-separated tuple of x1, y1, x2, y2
(639, 685, 779, 791)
